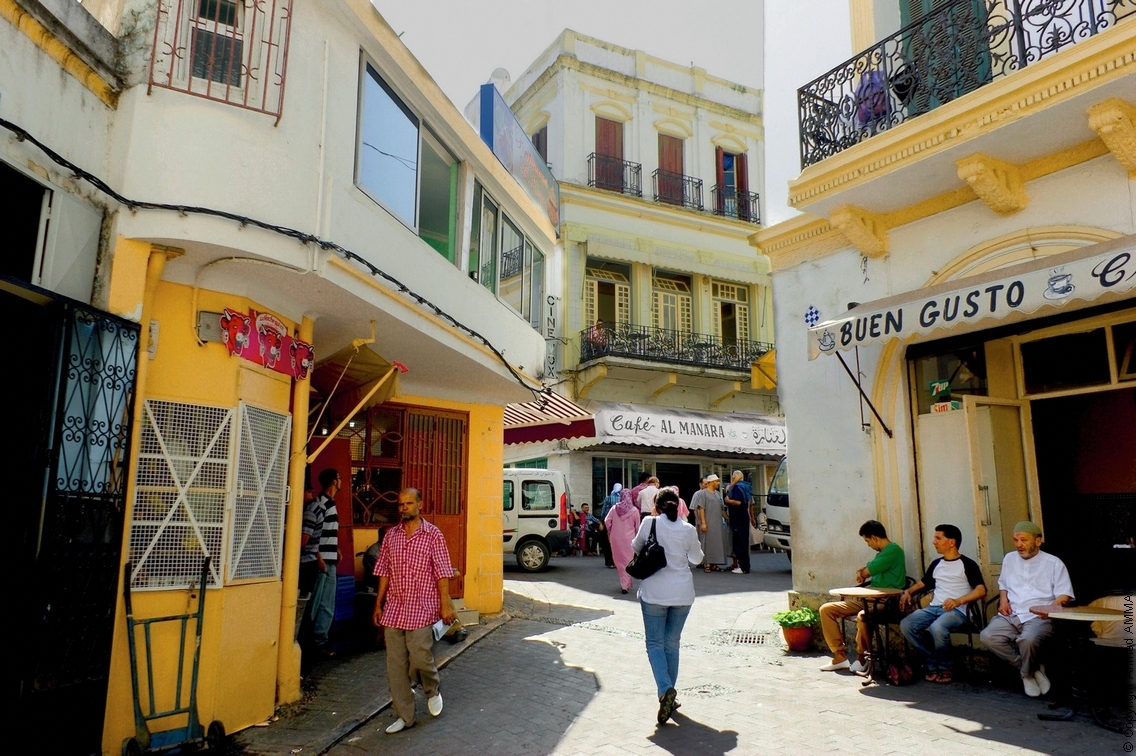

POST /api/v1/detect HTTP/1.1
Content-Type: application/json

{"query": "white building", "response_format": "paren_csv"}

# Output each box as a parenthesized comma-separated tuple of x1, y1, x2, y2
(757, 0, 1136, 612)
(495, 31, 786, 508)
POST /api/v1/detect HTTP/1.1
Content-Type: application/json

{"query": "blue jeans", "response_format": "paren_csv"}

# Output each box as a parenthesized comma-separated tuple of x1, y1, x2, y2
(900, 605, 968, 672)
(640, 601, 691, 697)
(309, 562, 337, 647)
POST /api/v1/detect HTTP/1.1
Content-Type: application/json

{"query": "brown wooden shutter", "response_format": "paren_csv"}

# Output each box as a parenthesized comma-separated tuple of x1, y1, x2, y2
(737, 152, 750, 220)
(658, 134, 683, 174)
(596, 117, 623, 160)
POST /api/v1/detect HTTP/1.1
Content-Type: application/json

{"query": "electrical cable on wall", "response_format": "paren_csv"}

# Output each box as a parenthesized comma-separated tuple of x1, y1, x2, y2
(0, 116, 544, 399)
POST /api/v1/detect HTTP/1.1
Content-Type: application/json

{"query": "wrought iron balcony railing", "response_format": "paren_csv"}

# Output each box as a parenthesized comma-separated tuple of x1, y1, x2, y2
(797, 0, 1136, 169)
(587, 153, 643, 197)
(652, 169, 704, 210)
(711, 186, 761, 224)
(580, 324, 772, 372)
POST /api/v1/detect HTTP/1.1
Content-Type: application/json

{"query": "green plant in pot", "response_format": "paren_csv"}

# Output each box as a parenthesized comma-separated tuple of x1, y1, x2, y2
(772, 607, 819, 651)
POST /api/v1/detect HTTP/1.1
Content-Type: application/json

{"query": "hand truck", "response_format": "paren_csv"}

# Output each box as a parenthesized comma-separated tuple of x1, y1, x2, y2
(122, 557, 226, 755)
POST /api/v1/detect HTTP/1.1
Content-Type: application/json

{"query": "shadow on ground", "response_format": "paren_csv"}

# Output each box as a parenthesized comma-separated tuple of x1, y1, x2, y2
(505, 548, 792, 602)
(327, 619, 601, 756)
(648, 712, 739, 755)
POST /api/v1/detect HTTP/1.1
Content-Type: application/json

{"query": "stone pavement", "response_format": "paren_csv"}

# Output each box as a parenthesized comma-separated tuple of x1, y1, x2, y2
(241, 552, 1131, 755)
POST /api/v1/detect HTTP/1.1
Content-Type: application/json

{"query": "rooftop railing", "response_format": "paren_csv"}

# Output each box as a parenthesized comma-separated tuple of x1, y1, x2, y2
(797, 0, 1136, 169)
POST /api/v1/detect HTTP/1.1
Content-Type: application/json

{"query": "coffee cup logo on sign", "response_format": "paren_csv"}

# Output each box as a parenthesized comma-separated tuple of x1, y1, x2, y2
(1044, 268, 1075, 300)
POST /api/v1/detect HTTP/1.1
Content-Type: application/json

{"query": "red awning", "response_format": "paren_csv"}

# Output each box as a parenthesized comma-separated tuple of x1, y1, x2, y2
(504, 392, 595, 445)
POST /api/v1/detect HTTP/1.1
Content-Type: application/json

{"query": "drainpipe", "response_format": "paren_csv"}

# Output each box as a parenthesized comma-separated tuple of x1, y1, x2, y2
(277, 315, 314, 704)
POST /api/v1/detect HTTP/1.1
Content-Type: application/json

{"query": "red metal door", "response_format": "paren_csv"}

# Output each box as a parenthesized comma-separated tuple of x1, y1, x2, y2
(402, 409, 468, 597)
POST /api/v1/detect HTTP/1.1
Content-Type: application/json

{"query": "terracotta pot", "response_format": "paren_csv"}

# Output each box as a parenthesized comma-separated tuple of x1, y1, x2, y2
(781, 625, 813, 651)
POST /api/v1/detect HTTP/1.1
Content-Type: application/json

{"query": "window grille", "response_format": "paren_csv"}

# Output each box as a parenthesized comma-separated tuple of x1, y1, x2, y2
(129, 400, 233, 589)
(148, 0, 294, 118)
(403, 410, 467, 516)
(228, 404, 291, 581)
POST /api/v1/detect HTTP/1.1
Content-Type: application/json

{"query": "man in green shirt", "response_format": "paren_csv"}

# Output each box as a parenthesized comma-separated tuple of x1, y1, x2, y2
(818, 520, 907, 672)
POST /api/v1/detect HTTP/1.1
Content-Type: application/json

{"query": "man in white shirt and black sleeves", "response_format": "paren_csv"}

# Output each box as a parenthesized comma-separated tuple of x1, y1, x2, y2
(898, 524, 986, 684)
(978, 520, 1074, 698)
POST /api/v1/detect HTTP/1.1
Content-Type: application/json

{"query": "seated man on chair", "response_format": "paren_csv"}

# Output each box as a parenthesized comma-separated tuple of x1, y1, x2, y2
(819, 520, 906, 673)
(898, 524, 987, 684)
(979, 521, 1073, 698)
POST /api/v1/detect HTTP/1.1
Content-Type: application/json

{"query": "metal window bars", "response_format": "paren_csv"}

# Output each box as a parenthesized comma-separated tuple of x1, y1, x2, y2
(652, 169, 704, 211)
(580, 323, 773, 372)
(797, 0, 1136, 168)
(587, 153, 644, 196)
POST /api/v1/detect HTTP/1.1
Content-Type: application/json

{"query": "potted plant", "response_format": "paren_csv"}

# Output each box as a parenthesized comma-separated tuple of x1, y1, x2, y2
(773, 607, 819, 651)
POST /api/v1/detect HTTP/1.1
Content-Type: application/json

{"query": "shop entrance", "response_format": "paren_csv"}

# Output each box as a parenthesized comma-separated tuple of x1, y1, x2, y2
(655, 462, 703, 504)
(1030, 387, 1135, 600)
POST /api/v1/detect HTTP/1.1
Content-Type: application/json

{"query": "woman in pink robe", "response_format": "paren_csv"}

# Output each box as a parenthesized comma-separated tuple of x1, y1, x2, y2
(605, 495, 641, 593)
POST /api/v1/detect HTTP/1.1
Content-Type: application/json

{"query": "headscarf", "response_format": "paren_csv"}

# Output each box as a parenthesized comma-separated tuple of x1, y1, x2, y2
(612, 483, 623, 494)
(614, 483, 637, 517)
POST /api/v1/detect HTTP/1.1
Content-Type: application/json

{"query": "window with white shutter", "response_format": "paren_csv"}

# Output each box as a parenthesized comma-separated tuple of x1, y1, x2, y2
(585, 265, 631, 327)
(228, 404, 291, 582)
(712, 279, 751, 346)
(652, 273, 692, 334)
(129, 400, 233, 589)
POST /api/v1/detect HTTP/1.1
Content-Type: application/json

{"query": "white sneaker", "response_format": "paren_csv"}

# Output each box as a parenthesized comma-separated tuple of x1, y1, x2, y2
(428, 693, 443, 717)
(385, 718, 413, 734)
(849, 659, 867, 674)
(1033, 665, 1051, 696)
(819, 659, 850, 671)
(731, 567, 744, 574)
(1022, 676, 1041, 698)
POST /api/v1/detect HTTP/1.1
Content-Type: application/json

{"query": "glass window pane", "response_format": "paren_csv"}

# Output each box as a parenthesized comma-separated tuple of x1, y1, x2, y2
(911, 346, 987, 414)
(419, 134, 456, 261)
(480, 197, 497, 291)
(521, 480, 554, 511)
(469, 183, 482, 280)
(529, 245, 544, 331)
(503, 480, 513, 511)
(359, 64, 419, 227)
(499, 217, 524, 314)
(1022, 329, 1110, 394)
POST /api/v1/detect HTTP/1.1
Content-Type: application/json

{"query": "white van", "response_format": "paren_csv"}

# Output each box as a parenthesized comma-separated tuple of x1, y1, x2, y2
(763, 457, 791, 557)
(502, 468, 572, 572)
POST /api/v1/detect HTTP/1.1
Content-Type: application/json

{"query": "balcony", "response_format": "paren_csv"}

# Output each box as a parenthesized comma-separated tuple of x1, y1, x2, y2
(587, 153, 643, 197)
(652, 170, 704, 211)
(712, 186, 761, 224)
(797, 0, 1136, 169)
(580, 324, 772, 373)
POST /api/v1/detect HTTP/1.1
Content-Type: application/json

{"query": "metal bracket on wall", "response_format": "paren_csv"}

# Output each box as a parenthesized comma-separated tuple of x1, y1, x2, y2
(835, 351, 893, 439)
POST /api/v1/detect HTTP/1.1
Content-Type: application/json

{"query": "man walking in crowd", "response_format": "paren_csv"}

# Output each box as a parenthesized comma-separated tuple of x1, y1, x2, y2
(898, 524, 986, 684)
(723, 470, 755, 574)
(598, 483, 622, 567)
(979, 521, 1073, 697)
(818, 520, 906, 672)
(623, 471, 651, 518)
(302, 468, 341, 658)
(373, 488, 456, 733)
(637, 476, 661, 516)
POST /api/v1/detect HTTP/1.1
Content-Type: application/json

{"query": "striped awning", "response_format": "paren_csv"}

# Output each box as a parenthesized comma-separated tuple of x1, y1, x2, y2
(504, 392, 595, 444)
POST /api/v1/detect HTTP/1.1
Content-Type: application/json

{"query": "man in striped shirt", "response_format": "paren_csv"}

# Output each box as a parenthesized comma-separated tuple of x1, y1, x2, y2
(373, 487, 455, 734)
(303, 468, 341, 657)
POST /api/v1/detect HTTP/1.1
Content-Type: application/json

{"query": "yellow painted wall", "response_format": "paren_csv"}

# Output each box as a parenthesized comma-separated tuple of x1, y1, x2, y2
(396, 394, 506, 615)
(102, 280, 296, 755)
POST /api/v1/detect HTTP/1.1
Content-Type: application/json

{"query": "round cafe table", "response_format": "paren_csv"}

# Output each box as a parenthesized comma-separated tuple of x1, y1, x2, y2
(830, 587, 904, 684)
(1029, 604, 1126, 732)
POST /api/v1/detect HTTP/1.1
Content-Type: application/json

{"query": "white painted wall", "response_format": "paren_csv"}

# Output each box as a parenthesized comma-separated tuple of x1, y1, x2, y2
(770, 155, 1135, 592)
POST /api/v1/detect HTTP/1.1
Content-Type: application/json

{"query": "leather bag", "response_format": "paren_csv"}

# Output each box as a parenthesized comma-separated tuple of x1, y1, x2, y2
(626, 517, 667, 580)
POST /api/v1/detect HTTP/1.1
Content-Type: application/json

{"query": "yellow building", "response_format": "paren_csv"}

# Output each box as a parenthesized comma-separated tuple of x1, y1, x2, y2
(757, 1, 1135, 611)
(3, 0, 553, 752)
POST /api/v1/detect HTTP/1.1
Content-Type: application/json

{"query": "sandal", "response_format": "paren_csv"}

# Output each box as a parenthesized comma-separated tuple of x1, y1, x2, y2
(923, 672, 940, 683)
(704, 565, 712, 573)
(934, 671, 953, 684)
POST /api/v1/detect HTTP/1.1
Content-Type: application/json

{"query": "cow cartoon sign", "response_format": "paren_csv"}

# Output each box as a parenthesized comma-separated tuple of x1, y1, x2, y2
(220, 308, 314, 380)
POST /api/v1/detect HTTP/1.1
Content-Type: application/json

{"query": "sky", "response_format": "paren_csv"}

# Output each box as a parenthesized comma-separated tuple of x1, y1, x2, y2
(371, 0, 765, 112)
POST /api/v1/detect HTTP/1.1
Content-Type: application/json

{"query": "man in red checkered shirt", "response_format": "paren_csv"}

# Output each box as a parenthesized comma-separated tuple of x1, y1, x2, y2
(372, 487, 455, 734)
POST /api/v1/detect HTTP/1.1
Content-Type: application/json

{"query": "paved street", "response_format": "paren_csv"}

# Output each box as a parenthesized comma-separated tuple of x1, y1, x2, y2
(315, 552, 1127, 756)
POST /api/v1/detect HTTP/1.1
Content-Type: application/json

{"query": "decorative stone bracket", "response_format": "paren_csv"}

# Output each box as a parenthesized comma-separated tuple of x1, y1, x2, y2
(830, 205, 889, 258)
(955, 153, 1029, 215)
(1088, 97, 1136, 177)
